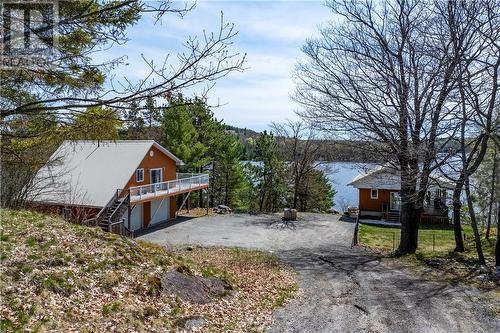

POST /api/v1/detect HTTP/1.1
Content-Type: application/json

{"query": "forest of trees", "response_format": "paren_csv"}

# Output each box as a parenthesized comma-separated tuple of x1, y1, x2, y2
(2, 92, 335, 214)
(120, 95, 336, 213)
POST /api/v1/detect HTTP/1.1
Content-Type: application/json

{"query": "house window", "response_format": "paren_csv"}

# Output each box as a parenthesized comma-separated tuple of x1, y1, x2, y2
(435, 188, 445, 198)
(136, 168, 144, 182)
(370, 188, 378, 199)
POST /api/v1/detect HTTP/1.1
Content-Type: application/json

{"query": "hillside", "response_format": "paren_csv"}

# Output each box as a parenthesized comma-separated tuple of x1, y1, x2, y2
(0, 210, 296, 332)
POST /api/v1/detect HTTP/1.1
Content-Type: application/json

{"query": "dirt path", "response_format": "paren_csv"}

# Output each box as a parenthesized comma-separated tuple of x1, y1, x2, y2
(271, 246, 497, 333)
(138, 214, 499, 333)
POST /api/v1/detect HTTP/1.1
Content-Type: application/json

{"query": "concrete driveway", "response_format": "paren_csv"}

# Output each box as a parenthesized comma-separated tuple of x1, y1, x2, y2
(138, 213, 351, 251)
(139, 213, 499, 333)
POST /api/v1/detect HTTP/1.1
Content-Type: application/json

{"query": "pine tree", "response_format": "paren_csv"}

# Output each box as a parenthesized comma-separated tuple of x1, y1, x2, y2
(161, 95, 207, 169)
(251, 131, 287, 212)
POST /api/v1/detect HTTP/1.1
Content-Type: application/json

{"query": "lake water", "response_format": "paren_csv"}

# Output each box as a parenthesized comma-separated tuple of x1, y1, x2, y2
(320, 162, 373, 211)
(245, 160, 373, 211)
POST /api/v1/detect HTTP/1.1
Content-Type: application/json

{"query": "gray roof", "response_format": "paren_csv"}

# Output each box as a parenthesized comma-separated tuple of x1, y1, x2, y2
(29, 140, 182, 207)
(348, 165, 455, 190)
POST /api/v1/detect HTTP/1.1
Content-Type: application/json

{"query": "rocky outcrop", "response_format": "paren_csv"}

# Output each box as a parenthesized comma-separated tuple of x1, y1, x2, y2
(161, 270, 232, 304)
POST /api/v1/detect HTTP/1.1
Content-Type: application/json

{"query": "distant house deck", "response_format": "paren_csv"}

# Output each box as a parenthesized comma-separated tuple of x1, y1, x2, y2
(129, 173, 209, 204)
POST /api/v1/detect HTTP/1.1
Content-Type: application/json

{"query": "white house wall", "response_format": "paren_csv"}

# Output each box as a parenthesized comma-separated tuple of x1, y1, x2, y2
(124, 203, 143, 231)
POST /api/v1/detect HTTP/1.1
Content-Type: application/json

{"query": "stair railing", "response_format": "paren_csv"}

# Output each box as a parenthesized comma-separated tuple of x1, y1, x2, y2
(82, 190, 120, 226)
(107, 191, 130, 225)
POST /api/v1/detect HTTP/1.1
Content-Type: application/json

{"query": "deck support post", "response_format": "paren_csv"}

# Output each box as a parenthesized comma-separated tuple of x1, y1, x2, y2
(206, 189, 209, 215)
(176, 191, 191, 216)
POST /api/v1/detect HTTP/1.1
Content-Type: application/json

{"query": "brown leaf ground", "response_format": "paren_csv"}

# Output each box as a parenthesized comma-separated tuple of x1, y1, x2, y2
(0, 209, 297, 332)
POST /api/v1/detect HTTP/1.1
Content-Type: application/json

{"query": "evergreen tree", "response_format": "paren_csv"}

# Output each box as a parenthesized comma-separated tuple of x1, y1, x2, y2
(70, 106, 121, 140)
(296, 169, 336, 212)
(122, 101, 146, 139)
(251, 131, 287, 212)
(211, 135, 250, 209)
(144, 96, 161, 129)
(161, 95, 207, 169)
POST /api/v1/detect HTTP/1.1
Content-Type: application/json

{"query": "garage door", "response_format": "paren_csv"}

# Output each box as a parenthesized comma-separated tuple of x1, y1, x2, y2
(126, 204, 143, 231)
(151, 198, 169, 225)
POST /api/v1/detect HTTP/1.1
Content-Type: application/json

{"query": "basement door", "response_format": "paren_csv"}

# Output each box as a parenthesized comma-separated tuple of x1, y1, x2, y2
(150, 198, 169, 225)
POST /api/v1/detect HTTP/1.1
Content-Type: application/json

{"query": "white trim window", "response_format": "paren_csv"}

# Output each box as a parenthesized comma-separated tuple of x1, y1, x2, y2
(150, 168, 163, 184)
(370, 188, 379, 199)
(136, 168, 144, 182)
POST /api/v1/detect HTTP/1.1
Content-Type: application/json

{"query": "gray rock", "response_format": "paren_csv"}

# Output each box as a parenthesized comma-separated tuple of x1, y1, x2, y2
(478, 265, 490, 274)
(161, 270, 232, 304)
(476, 274, 490, 282)
(184, 317, 206, 330)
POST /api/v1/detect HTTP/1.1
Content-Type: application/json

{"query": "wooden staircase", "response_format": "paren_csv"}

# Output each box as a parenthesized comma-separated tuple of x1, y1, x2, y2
(84, 189, 132, 236)
(386, 211, 400, 223)
(98, 195, 129, 233)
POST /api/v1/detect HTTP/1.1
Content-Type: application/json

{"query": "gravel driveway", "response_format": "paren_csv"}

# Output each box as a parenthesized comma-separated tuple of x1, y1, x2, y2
(139, 214, 499, 333)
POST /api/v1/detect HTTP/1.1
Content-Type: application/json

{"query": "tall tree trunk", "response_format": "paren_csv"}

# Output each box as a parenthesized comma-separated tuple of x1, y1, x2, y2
(452, 181, 465, 252)
(224, 171, 229, 205)
(465, 176, 486, 265)
(495, 204, 500, 268)
(486, 146, 497, 239)
(398, 188, 419, 254)
(293, 178, 299, 209)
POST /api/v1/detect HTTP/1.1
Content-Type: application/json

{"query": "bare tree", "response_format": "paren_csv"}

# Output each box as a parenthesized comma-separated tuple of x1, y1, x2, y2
(271, 121, 330, 210)
(438, 3, 500, 253)
(1, 1, 245, 207)
(294, 0, 495, 254)
(1, 1, 245, 119)
(485, 145, 498, 239)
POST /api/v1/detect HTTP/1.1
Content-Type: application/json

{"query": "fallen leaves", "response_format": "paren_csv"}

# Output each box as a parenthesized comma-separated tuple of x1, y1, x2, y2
(0, 209, 297, 332)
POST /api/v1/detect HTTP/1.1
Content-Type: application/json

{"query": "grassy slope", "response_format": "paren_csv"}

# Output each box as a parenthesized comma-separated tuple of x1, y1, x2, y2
(0, 209, 297, 332)
(359, 223, 496, 257)
(359, 223, 499, 293)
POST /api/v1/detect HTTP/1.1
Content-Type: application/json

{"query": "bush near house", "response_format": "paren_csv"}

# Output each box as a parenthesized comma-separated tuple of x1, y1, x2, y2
(0, 210, 297, 332)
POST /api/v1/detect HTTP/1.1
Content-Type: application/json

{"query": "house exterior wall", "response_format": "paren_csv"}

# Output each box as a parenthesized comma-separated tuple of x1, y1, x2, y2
(358, 188, 450, 223)
(29, 203, 100, 223)
(122, 144, 178, 220)
(359, 188, 392, 212)
(143, 201, 151, 227)
(170, 197, 177, 219)
(123, 145, 177, 189)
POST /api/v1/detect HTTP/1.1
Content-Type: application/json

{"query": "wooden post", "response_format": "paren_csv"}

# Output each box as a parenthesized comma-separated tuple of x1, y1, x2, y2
(206, 189, 209, 215)
(351, 215, 360, 247)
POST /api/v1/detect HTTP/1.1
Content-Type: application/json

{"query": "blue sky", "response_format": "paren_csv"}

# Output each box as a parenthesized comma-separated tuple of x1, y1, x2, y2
(103, 1, 334, 131)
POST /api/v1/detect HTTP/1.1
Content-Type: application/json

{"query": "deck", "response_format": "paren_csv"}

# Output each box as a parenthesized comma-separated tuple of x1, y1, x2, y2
(129, 173, 209, 203)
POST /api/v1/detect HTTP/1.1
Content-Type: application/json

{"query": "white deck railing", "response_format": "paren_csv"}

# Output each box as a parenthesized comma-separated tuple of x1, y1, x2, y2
(129, 173, 209, 202)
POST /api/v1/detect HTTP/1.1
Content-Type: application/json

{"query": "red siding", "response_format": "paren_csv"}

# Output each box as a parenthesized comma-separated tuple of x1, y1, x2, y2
(359, 188, 392, 212)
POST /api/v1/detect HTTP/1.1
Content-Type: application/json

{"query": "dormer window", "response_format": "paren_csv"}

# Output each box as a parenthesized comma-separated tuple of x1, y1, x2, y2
(370, 188, 378, 199)
(136, 168, 144, 182)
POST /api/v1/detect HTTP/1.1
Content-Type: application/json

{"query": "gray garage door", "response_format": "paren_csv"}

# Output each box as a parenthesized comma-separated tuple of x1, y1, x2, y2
(151, 198, 169, 225)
